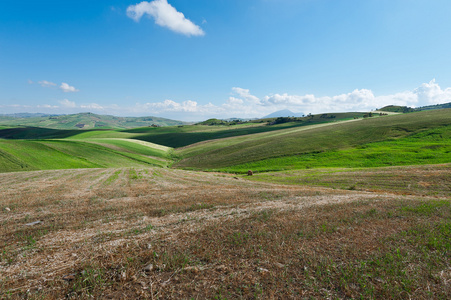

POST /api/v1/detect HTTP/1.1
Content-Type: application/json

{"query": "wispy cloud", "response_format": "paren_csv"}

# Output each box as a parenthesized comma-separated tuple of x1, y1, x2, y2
(127, 0, 205, 37)
(35, 80, 79, 93)
(80, 103, 104, 110)
(59, 99, 76, 108)
(38, 80, 57, 87)
(60, 82, 79, 93)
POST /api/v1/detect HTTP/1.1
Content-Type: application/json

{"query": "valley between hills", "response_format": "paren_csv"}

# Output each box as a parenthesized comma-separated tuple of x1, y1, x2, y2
(1, 108, 450, 298)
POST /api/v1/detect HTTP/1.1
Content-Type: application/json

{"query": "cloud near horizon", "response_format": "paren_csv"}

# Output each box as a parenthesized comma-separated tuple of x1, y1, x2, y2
(59, 99, 76, 108)
(5, 80, 451, 121)
(127, 0, 205, 37)
(99, 79, 451, 119)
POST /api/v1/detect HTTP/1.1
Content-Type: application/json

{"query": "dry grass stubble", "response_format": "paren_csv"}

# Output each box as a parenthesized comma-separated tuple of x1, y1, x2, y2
(0, 168, 449, 298)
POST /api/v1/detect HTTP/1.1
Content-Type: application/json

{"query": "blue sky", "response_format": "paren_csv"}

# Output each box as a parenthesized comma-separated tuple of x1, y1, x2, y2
(1, 0, 451, 121)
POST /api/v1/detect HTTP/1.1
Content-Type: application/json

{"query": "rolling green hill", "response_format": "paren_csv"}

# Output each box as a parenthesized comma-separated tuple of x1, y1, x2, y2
(128, 112, 368, 148)
(416, 101, 451, 111)
(378, 102, 451, 113)
(0, 138, 172, 173)
(1, 109, 450, 174)
(0, 112, 187, 130)
(174, 109, 451, 172)
(379, 105, 415, 113)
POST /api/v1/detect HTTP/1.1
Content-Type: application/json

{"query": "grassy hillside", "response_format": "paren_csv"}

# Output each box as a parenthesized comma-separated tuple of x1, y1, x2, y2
(128, 112, 368, 148)
(130, 122, 303, 148)
(0, 112, 187, 129)
(1, 109, 450, 173)
(416, 101, 451, 111)
(249, 164, 451, 196)
(379, 105, 415, 113)
(0, 139, 172, 172)
(174, 109, 451, 171)
(0, 127, 84, 139)
(81, 138, 171, 159)
(214, 125, 451, 173)
(379, 102, 451, 113)
(0, 112, 368, 146)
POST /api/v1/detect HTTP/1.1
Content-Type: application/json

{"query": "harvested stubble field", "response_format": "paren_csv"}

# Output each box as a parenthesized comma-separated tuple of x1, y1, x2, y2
(0, 167, 450, 299)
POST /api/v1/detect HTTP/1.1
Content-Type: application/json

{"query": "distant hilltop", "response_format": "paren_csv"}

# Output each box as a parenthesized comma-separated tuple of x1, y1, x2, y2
(378, 101, 451, 113)
(0, 112, 188, 130)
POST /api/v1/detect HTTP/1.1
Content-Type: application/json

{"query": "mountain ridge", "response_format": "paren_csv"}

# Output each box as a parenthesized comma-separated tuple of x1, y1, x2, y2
(0, 112, 188, 129)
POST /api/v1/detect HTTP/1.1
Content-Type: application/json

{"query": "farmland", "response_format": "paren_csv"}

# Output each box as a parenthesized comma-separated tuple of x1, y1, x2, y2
(0, 109, 450, 298)
(2, 109, 450, 174)
(1, 166, 450, 298)
(174, 109, 451, 171)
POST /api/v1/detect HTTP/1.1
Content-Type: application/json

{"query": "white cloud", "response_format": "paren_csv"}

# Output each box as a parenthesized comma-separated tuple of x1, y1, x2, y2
(414, 79, 451, 105)
(59, 99, 76, 108)
(121, 80, 451, 120)
(7, 79, 451, 121)
(37, 104, 59, 109)
(80, 103, 103, 110)
(38, 80, 57, 87)
(226, 97, 244, 106)
(34, 80, 79, 93)
(60, 82, 79, 93)
(231, 87, 261, 104)
(259, 80, 451, 114)
(127, 0, 205, 37)
(139, 99, 208, 113)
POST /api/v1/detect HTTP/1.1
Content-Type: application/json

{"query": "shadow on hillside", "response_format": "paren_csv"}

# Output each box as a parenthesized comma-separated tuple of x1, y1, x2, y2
(133, 122, 309, 148)
(0, 127, 92, 139)
(127, 113, 369, 148)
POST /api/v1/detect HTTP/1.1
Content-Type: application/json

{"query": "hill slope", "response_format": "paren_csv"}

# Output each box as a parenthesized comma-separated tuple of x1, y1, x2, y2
(129, 112, 368, 148)
(0, 139, 172, 172)
(1, 109, 450, 173)
(0, 112, 187, 129)
(174, 109, 451, 172)
(416, 101, 451, 111)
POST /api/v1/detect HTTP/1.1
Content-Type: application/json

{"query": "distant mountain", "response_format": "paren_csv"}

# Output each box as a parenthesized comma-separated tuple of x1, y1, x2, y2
(0, 113, 60, 118)
(263, 109, 305, 118)
(0, 112, 187, 129)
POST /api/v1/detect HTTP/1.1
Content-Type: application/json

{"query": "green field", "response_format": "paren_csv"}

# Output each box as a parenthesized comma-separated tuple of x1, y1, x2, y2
(80, 138, 171, 159)
(0, 109, 450, 173)
(129, 112, 369, 148)
(0, 139, 171, 172)
(174, 109, 451, 171)
(210, 125, 451, 173)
